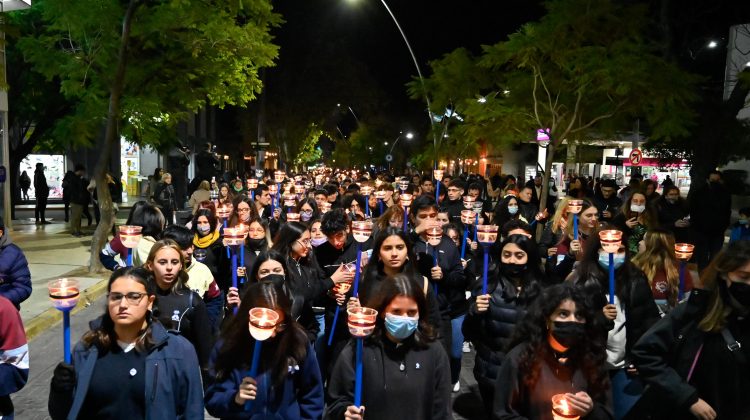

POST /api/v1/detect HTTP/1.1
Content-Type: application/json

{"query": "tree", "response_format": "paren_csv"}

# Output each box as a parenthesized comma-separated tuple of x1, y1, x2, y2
(414, 0, 698, 237)
(293, 124, 324, 170)
(18, 0, 281, 271)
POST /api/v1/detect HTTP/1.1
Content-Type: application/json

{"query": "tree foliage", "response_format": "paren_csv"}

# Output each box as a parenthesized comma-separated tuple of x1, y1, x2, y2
(293, 124, 323, 169)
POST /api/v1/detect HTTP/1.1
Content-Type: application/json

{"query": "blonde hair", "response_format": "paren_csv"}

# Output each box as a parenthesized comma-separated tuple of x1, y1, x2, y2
(550, 197, 571, 235)
(145, 239, 189, 293)
(199, 180, 210, 191)
(631, 229, 679, 307)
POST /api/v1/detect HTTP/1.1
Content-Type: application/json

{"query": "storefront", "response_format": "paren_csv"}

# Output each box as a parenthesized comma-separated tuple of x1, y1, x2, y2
(20, 154, 65, 199)
(600, 148, 690, 192)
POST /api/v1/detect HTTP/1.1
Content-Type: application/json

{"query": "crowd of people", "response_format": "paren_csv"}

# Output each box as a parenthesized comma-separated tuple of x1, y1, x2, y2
(1, 165, 749, 420)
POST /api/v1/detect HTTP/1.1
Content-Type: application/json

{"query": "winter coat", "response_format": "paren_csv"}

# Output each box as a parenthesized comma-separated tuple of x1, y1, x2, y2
(411, 235, 466, 319)
(33, 169, 49, 198)
(48, 321, 204, 420)
(154, 182, 177, 214)
(204, 341, 324, 419)
(326, 337, 452, 420)
(0, 234, 32, 308)
(153, 288, 212, 368)
(631, 289, 750, 419)
(0, 295, 29, 399)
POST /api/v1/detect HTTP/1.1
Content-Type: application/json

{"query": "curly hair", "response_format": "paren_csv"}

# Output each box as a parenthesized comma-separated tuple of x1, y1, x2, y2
(321, 208, 350, 236)
(507, 283, 609, 399)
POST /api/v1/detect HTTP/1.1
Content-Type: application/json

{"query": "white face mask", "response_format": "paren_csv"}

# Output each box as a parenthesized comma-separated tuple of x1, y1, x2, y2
(630, 204, 646, 213)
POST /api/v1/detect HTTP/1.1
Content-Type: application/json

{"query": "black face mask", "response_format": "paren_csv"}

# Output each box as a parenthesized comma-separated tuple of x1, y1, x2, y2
(260, 274, 285, 289)
(550, 321, 586, 348)
(247, 238, 267, 251)
(501, 263, 527, 278)
(728, 282, 750, 307)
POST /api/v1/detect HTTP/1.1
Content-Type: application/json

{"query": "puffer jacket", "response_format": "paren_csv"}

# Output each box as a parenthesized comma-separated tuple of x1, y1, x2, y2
(0, 234, 32, 308)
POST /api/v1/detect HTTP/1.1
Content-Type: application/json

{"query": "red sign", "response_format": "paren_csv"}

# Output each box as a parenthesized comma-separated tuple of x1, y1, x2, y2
(629, 148, 643, 166)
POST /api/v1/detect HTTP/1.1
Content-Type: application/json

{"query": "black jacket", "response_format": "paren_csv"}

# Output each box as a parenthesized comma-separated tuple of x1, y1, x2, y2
(411, 235, 467, 319)
(656, 198, 692, 243)
(326, 337, 452, 420)
(153, 288, 212, 369)
(593, 195, 623, 224)
(689, 181, 732, 235)
(631, 289, 750, 419)
(154, 182, 176, 213)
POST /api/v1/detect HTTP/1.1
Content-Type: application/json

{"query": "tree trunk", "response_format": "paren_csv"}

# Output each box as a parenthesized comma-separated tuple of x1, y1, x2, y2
(536, 141, 556, 240)
(88, 0, 140, 273)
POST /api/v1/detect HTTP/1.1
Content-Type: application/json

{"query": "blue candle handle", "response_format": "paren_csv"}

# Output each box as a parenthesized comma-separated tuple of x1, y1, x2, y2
(328, 306, 340, 346)
(403, 207, 408, 232)
(126, 248, 133, 267)
(378, 199, 383, 215)
(63, 309, 72, 364)
(352, 243, 362, 297)
(240, 244, 245, 270)
(231, 247, 238, 315)
(244, 340, 263, 411)
(354, 338, 364, 408)
(573, 213, 579, 241)
(365, 196, 370, 217)
(678, 260, 686, 300)
(435, 181, 440, 203)
(482, 246, 489, 295)
(608, 252, 615, 304)
(460, 227, 469, 260)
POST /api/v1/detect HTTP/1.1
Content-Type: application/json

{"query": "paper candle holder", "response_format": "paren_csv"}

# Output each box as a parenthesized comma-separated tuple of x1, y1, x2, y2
(320, 202, 332, 214)
(400, 193, 413, 208)
(305, 180, 314, 190)
(360, 185, 374, 196)
(247, 178, 259, 189)
(294, 175, 303, 182)
(283, 194, 297, 208)
(268, 184, 279, 195)
(461, 210, 477, 225)
(48, 278, 80, 311)
(255, 169, 265, 179)
(599, 230, 623, 254)
(274, 171, 286, 184)
(216, 205, 232, 219)
(374, 190, 386, 200)
(248, 307, 280, 341)
(476, 225, 498, 245)
(119, 225, 143, 248)
(223, 227, 246, 246)
(352, 221, 373, 243)
(210, 190, 219, 200)
(433, 169, 444, 181)
(347, 307, 378, 338)
(426, 227, 443, 247)
(675, 243, 695, 260)
(567, 200, 584, 214)
(551, 394, 580, 420)
(463, 196, 476, 210)
(286, 212, 301, 223)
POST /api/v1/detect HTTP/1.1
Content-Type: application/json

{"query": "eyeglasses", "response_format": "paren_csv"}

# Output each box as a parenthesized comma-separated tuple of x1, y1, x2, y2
(108, 292, 147, 305)
(238, 207, 251, 213)
(296, 239, 311, 247)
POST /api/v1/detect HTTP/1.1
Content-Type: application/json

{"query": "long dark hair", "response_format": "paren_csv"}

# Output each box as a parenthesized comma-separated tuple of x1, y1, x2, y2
(271, 222, 310, 263)
(490, 234, 544, 303)
(363, 227, 418, 285)
(249, 249, 290, 283)
(191, 208, 218, 236)
(229, 195, 259, 227)
(295, 198, 320, 222)
(365, 273, 436, 349)
(213, 282, 308, 387)
(507, 283, 609, 398)
(494, 195, 521, 230)
(130, 204, 165, 239)
(82, 267, 157, 352)
(699, 240, 750, 332)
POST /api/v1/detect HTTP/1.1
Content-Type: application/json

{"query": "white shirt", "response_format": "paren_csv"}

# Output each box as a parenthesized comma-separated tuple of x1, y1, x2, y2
(605, 294, 627, 369)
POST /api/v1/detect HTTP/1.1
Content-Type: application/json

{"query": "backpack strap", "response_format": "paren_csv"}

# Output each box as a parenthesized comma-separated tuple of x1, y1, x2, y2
(720, 327, 746, 365)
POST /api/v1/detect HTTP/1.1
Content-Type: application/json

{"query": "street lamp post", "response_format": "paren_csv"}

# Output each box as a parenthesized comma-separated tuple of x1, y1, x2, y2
(388, 131, 413, 171)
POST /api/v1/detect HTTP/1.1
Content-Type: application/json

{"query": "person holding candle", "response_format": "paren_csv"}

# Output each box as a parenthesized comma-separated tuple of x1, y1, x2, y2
(492, 283, 611, 420)
(48, 267, 204, 419)
(568, 231, 660, 419)
(463, 234, 546, 416)
(144, 240, 212, 371)
(538, 197, 570, 259)
(613, 192, 657, 256)
(205, 282, 324, 419)
(99, 202, 164, 270)
(191, 207, 224, 280)
(326, 273, 452, 420)
(342, 195, 367, 222)
(594, 179, 623, 225)
(296, 198, 321, 224)
(631, 241, 750, 420)
(632, 228, 693, 314)
(552, 198, 599, 282)
(228, 196, 259, 229)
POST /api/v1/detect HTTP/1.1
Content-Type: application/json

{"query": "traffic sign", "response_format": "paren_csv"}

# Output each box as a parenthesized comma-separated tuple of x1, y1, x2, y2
(385, 154, 393, 162)
(629, 148, 643, 166)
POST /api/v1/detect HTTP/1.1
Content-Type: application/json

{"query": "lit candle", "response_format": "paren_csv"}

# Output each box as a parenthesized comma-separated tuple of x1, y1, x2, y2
(567, 200, 583, 241)
(675, 243, 695, 300)
(551, 394, 580, 420)
(48, 278, 80, 364)
(347, 307, 379, 409)
(400, 193, 413, 232)
(460, 210, 475, 260)
(476, 225, 498, 295)
(119, 225, 142, 267)
(246, 308, 280, 411)
(286, 212, 301, 223)
(599, 230, 623, 304)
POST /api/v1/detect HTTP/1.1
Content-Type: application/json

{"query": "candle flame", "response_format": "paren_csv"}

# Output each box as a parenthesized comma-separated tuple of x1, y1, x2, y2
(559, 398, 570, 414)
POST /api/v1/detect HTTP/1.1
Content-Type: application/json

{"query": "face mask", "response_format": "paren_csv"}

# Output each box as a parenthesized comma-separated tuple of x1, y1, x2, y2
(740, 219, 749, 225)
(665, 197, 678, 204)
(197, 225, 211, 235)
(728, 282, 750, 307)
(508, 205, 519, 215)
(247, 238, 267, 250)
(598, 253, 625, 270)
(301, 210, 313, 222)
(384, 313, 419, 340)
(550, 321, 586, 348)
(501, 263, 527, 278)
(630, 204, 645, 213)
(260, 274, 285, 289)
(311, 237, 327, 247)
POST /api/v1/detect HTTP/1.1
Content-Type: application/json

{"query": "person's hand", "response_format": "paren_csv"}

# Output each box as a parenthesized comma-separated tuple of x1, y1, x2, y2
(689, 399, 717, 420)
(237, 266, 246, 277)
(475, 294, 491, 312)
(51, 362, 76, 392)
(461, 258, 468, 268)
(603, 304, 617, 320)
(227, 287, 241, 308)
(547, 247, 557, 257)
(233, 377, 258, 405)
(335, 292, 346, 306)
(602, 210, 612, 219)
(625, 217, 638, 228)
(415, 220, 442, 235)
(675, 219, 689, 228)
(535, 209, 549, 221)
(431, 266, 443, 281)
(569, 239, 582, 254)
(360, 253, 369, 268)
(565, 392, 594, 416)
(331, 264, 355, 284)
(344, 405, 365, 420)
(347, 297, 361, 312)
(273, 208, 281, 220)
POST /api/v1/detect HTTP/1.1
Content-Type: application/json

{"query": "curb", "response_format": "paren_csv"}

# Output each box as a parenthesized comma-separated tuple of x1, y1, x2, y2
(24, 278, 109, 341)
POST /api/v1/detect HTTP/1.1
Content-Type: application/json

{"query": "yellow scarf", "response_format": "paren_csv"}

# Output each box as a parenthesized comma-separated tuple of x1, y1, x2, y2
(194, 229, 221, 248)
